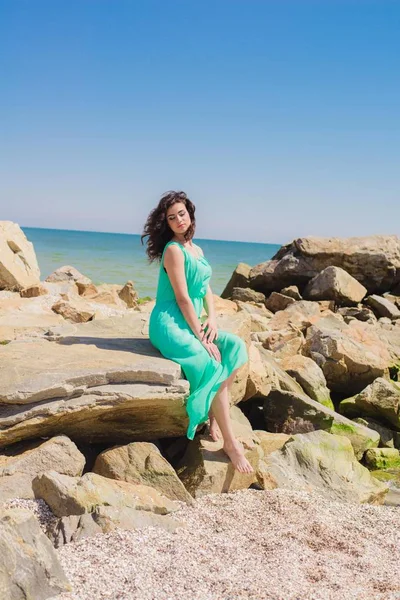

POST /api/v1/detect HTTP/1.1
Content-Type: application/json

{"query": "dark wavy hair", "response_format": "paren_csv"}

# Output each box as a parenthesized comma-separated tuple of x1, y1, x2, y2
(141, 191, 196, 262)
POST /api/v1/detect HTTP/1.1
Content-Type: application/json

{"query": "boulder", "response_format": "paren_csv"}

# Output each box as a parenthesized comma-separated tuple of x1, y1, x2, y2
(92, 505, 182, 534)
(93, 442, 193, 504)
(249, 235, 400, 295)
(265, 292, 296, 313)
(0, 507, 70, 598)
(76, 281, 98, 296)
(365, 295, 400, 320)
(32, 471, 179, 517)
(267, 300, 322, 332)
(337, 306, 377, 324)
(303, 266, 367, 306)
(258, 348, 305, 395)
(259, 430, 388, 504)
(244, 345, 304, 403)
(0, 222, 41, 291)
(263, 389, 380, 459)
(231, 287, 266, 304)
(352, 417, 400, 449)
(260, 328, 305, 359)
(215, 312, 251, 404)
(0, 435, 85, 503)
(45, 265, 91, 284)
(48, 506, 182, 548)
(220, 263, 251, 299)
(235, 301, 273, 333)
(364, 448, 400, 470)
(339, 378, 400, 431)
(92, 284, 128, 307)
(303, 315, 392, 394)
(51, 299, 95, 323)
(244, 343, 273, 401)
(118, 281, 138, 308)
(280, 285, 302, 300)
(212, 295, 238, 315)
(178, 407, 261, 497)
(280, 354, 334, 409)
(47, 512, 102, 547)
(20, 284, 48, 298)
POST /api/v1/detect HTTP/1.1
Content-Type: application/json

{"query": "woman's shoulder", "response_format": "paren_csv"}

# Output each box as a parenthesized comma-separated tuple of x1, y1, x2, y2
(163, 241, 185, 260)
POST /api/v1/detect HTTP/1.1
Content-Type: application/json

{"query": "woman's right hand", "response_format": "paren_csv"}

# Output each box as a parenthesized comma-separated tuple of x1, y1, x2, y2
(201, 339, 221, 362)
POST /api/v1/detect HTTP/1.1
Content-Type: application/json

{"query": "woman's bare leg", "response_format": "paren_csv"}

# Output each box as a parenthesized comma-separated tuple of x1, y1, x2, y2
(211, 371, 253, 473)
(208, 407, 221, 441)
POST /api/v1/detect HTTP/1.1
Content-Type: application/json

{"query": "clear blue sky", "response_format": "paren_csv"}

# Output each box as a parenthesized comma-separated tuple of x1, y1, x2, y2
(1, 0, 399, 243)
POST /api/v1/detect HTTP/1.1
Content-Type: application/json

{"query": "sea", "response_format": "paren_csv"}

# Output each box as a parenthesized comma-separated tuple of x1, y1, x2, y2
(22, 227, 281, 298)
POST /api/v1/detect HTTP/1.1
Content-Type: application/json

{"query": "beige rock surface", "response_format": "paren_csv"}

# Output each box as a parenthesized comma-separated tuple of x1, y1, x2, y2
(0, 382, 189, 448)
(304, 315, 392, 394)
(211, 294, 238, 315)
(45, 265, 91, 284)
(0, 436, 85, 502)
(32, 471, 179, 517)
(303, 266, 367, 306)
(220, 262, 251, 299)
(280, 354, 333, 408)
(48, 507, 182, 548)
(260, 430, 388, 504)
(249, 235, 400, 294)
(244, 342, 273, 401)
(260, 327, 305, 359)
(52, 299, 95, 323)
(93, 442, 193, 504)
(231, 287, 266, 303)
(0, 336, 182, 404)
(0, 507, 70, 598)
(118, 280, 138, 308)
(340, 378, 400, 430)
(20, 284, 48, 298)
(178, 407, 261, 497)
(0, 222, 41, 291)
(264, 388, 380, 459)
(366, 294, 400, 320)
(267, 300, 323, 332)
(265, 291, 296, 313)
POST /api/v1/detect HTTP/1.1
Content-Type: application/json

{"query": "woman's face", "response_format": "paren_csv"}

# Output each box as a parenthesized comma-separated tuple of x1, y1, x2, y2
(166, 202, 191, 236)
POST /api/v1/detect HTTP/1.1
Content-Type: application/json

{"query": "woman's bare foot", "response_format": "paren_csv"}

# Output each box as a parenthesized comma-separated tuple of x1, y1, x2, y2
(208, 413, 221, 441)
(223, 440, 254, 474)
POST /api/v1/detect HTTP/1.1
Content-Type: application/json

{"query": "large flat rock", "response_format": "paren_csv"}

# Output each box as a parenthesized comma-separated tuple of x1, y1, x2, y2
(0, 309, 251, 446)
(0, 337, 182, 404)
(0, 382, 189, 448)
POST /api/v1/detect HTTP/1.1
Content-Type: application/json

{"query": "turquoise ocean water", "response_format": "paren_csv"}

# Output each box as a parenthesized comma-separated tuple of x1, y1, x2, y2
(22, 227, 281, 298)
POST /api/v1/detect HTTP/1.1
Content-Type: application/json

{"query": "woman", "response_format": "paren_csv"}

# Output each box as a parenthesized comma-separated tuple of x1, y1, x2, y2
(142, 191, 253, 473)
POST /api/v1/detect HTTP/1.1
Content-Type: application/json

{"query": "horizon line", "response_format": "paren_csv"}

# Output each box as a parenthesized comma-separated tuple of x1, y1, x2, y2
(20, 224, 282, 246)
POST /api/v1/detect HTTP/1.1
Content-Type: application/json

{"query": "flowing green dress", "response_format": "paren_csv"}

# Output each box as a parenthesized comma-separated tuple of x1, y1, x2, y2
(149, 240, 248, 440)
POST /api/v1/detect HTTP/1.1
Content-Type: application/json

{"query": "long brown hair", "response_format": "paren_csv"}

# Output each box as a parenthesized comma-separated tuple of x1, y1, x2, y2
(141, 191, 196, 262)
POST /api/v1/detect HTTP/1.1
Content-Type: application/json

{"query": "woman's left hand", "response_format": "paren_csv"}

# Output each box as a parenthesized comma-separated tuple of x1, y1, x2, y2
(201, 317, 218, 344)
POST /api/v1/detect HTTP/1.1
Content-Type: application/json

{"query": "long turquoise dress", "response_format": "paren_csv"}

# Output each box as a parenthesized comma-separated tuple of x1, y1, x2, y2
(149, 240, 248, 440)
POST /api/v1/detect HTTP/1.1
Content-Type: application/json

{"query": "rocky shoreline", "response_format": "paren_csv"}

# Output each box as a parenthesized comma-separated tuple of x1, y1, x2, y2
(1, 222, 400, 599)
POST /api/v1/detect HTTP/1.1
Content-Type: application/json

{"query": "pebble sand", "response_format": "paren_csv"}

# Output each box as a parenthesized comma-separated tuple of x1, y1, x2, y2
(10, 489, 400, 600)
